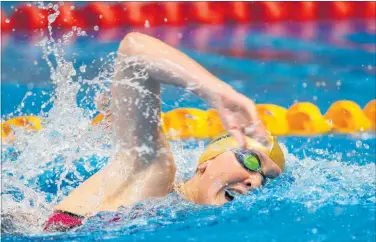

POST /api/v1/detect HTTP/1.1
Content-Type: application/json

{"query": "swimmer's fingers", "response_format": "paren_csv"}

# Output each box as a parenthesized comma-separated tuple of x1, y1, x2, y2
(228, 128, 246, 148)
(218, 110, 245, 148)
(242, 98, 268, 140)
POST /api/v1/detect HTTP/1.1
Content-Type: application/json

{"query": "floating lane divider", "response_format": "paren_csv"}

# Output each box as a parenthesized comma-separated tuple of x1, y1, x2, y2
(2, 100, 375, 142)
(2, 2, 375, 32)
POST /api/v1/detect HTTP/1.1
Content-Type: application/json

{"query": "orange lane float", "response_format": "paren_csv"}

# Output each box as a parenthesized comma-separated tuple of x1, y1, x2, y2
(364, 100, 376, 129)
(257, 104, 289, 136)
(287, 102, 332, 135)
(1, 116, 42, 141)
(325, 101, 372, 133)
(206, 109, 226, 139)
(3, 100, 375, 142)
(163, 108, 209, 140)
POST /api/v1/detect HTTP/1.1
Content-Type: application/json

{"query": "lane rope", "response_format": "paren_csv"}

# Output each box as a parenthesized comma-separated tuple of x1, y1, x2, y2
(2, 2, 375, 32)
(2, 100, 375, 142)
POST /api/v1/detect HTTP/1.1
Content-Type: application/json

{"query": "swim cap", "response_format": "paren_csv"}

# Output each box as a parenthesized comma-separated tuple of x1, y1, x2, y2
(198, 131, 285, 171)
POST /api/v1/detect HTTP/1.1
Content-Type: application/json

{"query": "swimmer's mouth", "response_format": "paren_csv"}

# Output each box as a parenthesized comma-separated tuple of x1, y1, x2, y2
(224, 189, 237, 202)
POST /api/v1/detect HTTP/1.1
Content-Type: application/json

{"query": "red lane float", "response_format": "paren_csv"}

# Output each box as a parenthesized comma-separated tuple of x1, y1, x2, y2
(9, 4, 48, 30)
(1, 9, 10, 32)
(288, 2, 317, 22)
(77, 2, 120, 29)
(2, 1, 375, 32)
(250, 2, 289, 22)
(188, 2, 226, 24)
(227, 2, 251, 23)
(51, 3, 79, 29)
(120, 2, 161, 27)
(161, 2, 186, 25)
(365, 1, 376, 19)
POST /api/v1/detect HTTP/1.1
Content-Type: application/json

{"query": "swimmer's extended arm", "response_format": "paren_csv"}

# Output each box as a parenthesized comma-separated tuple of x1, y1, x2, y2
(118, 32, 267, 143)
(54, 32, 265, 217)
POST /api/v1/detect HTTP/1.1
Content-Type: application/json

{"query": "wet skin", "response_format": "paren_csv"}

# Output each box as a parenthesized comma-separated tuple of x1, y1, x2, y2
(185, 148, 282, 205)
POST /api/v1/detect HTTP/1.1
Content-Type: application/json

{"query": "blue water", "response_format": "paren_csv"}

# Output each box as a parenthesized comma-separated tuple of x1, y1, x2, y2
(1, 14, 376, 242)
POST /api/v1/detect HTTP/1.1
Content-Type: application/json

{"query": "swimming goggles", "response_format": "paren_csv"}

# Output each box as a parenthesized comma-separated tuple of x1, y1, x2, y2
(224, 149, 268, 202)
(232, 148, 266, 183)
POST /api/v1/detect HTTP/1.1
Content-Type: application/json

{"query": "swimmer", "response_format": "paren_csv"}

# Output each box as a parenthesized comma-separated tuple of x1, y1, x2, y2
(44, 32, 285, 232)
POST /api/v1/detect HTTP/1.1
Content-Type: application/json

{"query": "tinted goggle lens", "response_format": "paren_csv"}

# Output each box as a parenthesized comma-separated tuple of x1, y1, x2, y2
(233, 149, 262, 173)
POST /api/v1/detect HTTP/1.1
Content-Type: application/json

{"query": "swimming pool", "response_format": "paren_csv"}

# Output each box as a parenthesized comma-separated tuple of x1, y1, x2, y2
(1, 8, 375, 242)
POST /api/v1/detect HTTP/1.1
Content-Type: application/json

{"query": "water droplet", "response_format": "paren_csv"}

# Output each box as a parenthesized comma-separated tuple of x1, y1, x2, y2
(367, 65, 372, 70)
(321, 81, 326, 87)
(70, 5, 75, 10)
(53, 4, 59, 11)
(79, 64, 87, 73)
(336, 80, 341, 86)
(34, 61, 38, 65)
(177, 33, 183, 39)
(313, 96, 318, 101)
(356, 140, 362, 148)
(48, 3, 53, 8)
(94, 25, 99, 31)
(164, 18, 168, 22)
(5, 19, 10, 23)
(364, 144, 369, 149)
(144, 20, 150, 28)
(311, 228, 318, 234)
(48, 14, 57, 23)
(99, 15, 103, 19)
(302, 82, 307, 88)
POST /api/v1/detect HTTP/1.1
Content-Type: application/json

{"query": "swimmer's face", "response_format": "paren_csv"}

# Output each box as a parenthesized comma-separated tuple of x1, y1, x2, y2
(195, 148, 282, 205)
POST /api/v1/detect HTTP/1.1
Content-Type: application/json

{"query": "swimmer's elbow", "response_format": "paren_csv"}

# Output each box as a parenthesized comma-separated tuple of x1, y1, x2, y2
(118, 32, 149, 56)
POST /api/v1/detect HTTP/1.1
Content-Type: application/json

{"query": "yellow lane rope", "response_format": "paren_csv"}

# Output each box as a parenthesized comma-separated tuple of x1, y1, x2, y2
(2, 100, 375, 142)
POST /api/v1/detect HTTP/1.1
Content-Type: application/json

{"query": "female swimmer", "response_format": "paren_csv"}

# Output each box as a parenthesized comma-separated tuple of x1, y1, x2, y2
(44, 32, 285, 232)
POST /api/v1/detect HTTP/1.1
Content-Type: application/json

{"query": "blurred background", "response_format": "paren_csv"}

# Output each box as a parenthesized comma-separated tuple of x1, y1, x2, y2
(2, 1, 375, 117)
(1, 2, 375, 241)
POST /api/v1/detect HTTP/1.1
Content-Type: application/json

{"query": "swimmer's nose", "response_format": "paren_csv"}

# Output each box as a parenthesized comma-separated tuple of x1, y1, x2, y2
(244, 178, 252, 191)
(244, 176, 263, 190)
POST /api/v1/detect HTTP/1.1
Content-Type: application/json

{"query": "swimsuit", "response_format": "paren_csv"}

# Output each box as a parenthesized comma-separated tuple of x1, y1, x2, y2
(44, 211, 84, 232)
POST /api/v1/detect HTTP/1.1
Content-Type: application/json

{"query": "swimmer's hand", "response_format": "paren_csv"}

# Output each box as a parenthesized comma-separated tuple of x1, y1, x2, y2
(207, 85, 268, 148)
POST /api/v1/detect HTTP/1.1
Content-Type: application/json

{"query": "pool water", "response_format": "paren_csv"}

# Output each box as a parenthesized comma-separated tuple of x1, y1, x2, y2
(1, 6, 375, 242)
